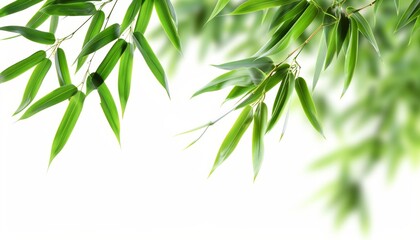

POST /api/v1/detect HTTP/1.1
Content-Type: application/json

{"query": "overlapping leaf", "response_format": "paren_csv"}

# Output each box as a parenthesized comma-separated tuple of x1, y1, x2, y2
(0, 51, 46, 84)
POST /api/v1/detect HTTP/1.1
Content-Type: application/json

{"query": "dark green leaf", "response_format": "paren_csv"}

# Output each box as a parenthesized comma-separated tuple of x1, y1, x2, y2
(0, 26, 55, 44)
(118, 43, 134, 116)
(97, 83, 121, 143)
(50, 91, 85, 164)
(20, 84, 78, 120)
(55, 48, 72, 86)
(0, 0, 43, 18)
(252, 102, 267, 180)
(267, 72, 294, 132)
(0, 50, 46, 84)
(41, 2, 96, 16)
(336, 14, 350, 56)
(154, 0, 181, 51)
(14, 58, 52, 115)
(295, 77, 323, 136)
(134, 0, 154, 34)
(210, 106, 253, 175)
(77, 23, 120, 60)
(342, 18, 359, 96)
(132, 31, 170, 97)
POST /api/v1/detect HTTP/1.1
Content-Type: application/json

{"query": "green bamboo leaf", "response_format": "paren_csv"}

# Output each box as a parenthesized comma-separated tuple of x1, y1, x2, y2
(20, 84, 77, 120)
(225, 86, 253, 102)
(207, 0, 230, 23)
(266, 72, 294, 132)
(336, 14, 350, 56)
(41, 2, 96, 16)
(132, 31, 170, 97)
(248, 68, 266, 85)
(252, 102, 267, 180)
(77, 10, 105, 71)
(77, 23, 120, 60)
(86, 39, 128, 95)
(342, 18, 359, 97)
(349, 8, 380, 57)
(97, 83, 121, 143)
(324, 22, 337, 70)
(232, 0, 297, 15)
(295, 77, 324, 136)
(55, 48, 72, 86)
(213, 57, 274, 72)
(0, 26, 55, 44)
(118, 43, 134, 116)
(313, 33, 327, 90)
(134, 0, 154, 34)
(50, 91, 85, 164)
(0, 50, 46, 84)
(26, 10, 50, 28)
(269, 1, 308, 31)
(192, 70, 252, 97)
(49, 15, 59, 33)
(14, 58, 52, 115)
(121, 0, 142, 33)
(0, 0, 43, 18)
(210, 106, 253, 176)
(395, 0, 420, 31)
(154, 0, 181, 51)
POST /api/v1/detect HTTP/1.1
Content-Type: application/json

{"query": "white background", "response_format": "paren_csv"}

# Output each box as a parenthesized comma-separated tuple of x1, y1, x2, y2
(1, 1, 420, 239)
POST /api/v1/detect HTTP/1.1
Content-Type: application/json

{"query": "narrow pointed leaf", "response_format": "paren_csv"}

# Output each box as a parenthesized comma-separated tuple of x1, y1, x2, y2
(225, 86, 253, 102)
(26, 10, 50, 28)
(252, 102, 267, 180)
(313, 33, 327, 90)
(395, 0, 420, 30)
(132, 31, 170, 97)
(210, 106, 253, 175)
(55, 48, 72, 86)
(342, 18, 359, 96)
(77, 24, 120, 60)
(41, 2, 96, 16)
(97, 83, 120, 143)
(0, 50, 46, 84)
(295, 77, 323, 136)
(134, 0, 154, 34)
(86, 39, 128, 94)
(0, 0, 43, 18)
(49, 15, 59, 33)
(0, 26, 55, 44)
(192, 70, 252, 97)
(77, 10, 105, 71)
(213, 57, 274, 72)
(336, 14, 350, 56)
(154, 0, 181, 51)
(14, 58, 52, 115)
(50, 91, 85, 164)
(20, 84, 77, 120)
(121, 0, 142, 33)
(267, 73, 294, 132)
(207, 0, 230, 23)
(232, 0, 297, 15)
(118, 43, 134, 116)
(349, 8, 380, 57)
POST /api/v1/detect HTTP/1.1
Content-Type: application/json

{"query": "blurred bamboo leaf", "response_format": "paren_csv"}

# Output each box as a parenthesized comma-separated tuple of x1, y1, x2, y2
(395, 0, 420, 31)
(192, 70, 252, 97)
(207, 0, 230, 23)
(213, 57, 274, 72)
(20, 84, 78, 120)
(232, 0, 297, 15)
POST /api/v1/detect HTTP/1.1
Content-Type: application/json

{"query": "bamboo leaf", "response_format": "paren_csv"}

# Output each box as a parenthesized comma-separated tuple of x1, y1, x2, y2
(20, 84, 78, 120)
(207, 0, 230, 23)
(50, 91, 85, 164)
(192, 70, 252, 97)
(134, 0, 154, 34)
(49, 15, 59, 33)
(269, 1, 308, 31)
(26, 10, 50, 29)
(118, 43, 134, 116)
(0, 50, 46, 84)
(121, 0, 142, 33)
(86, 39, 128, 94)
(132, 31, 170, 97)
(267, 72, 294, 132)
(213, 57, 274, 72)
(77, 10, 105, 71)
(225, 86, 253, 102)
(395, 0, 420, 31)
(97, 83, 121, 143)
(154, 0, 181, 51)
(313, 33, 327, 90)
(14, 58, 52, 115)
(349, 8, 380, 57)
(336, 14, 350, 56)
(41, 2, 96, 16)
(232, 0, 297, 15)
(252, 102, 267, 180)
(0, 26, 55, 44)
(342, 18, 359, 96)
(295, 77, 323, 136)
(0, 0, 43, 18)
(210, 106, 253, 176)
(77, 23, 120, 60)
(55, 48, 72, 86)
